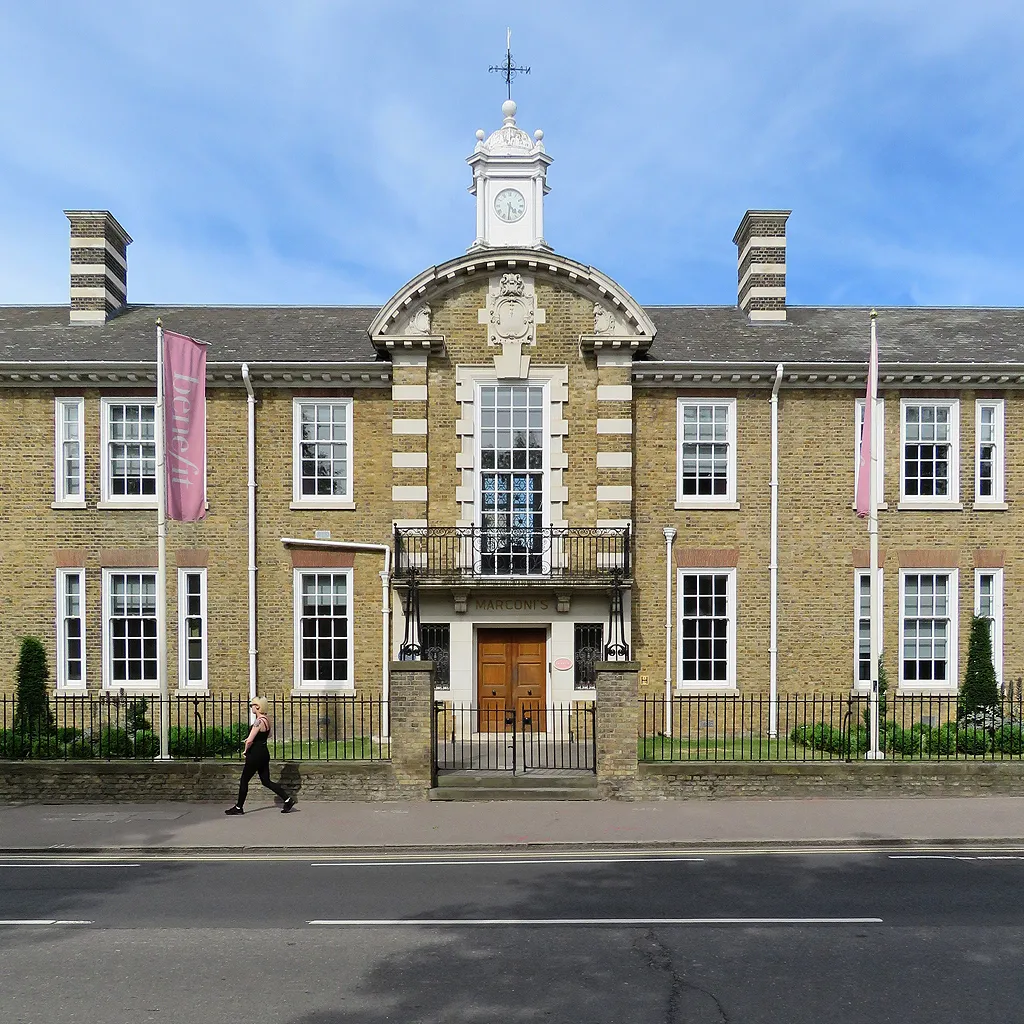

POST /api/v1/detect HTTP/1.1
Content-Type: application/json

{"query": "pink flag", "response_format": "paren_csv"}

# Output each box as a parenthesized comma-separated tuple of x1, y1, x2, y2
(163, 330, 207, 521)
(855, 315, 878, 518)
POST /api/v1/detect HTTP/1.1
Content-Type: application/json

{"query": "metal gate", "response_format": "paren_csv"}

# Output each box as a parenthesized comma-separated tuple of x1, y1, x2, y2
(433, 701, 596, 773)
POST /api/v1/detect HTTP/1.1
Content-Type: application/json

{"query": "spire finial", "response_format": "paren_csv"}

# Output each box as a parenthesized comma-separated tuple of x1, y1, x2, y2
(488, 27, 530, 101)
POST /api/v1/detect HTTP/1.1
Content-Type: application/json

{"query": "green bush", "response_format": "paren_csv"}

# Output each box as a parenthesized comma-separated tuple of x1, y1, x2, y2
(790, 723, 866, 756)
(168, 727, 198, 757)
(54, 727, 81, 745)
(132, 731, 159, 758)
(956, 726, 990, 756)
(927, 722, 958, 756)
(14, 636, 52, 738)
(67, 739, 97, 759)
(208, 724, 246, 756)
(993, 724, 1024, 755)
(959, 615, 1000, 719)
(96, 727, 133, 758)
(885, 722, 930, 756)
(124, 699, 152, 733)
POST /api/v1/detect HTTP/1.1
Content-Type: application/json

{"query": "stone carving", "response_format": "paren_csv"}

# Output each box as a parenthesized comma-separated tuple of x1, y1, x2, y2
(407, 304, 431, 336)
(489, 274, 534, 348)
(594, 302, 616, 336)
(499, 273, 525, 297)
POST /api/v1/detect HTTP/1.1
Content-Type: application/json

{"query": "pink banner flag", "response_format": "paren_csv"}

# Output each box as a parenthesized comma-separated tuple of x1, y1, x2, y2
(855, 317, 878, 518)
(163, 330, 207, 522)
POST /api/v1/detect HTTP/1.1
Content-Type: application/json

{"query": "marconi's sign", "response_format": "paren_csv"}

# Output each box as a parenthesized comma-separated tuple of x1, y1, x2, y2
(474, 597, 551, 612)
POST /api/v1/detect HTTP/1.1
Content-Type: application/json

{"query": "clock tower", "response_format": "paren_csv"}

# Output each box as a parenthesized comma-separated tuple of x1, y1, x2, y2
(467, 99, 552, 251)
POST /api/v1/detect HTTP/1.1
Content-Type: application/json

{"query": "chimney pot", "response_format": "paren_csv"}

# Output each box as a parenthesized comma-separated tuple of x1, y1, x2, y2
(732, 209, 790, 322)
(64, 210, 132, 325)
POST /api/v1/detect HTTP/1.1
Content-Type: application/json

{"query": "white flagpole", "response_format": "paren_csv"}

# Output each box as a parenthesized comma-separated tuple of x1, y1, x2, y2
(866, 310, 883, 759)
(155, 319, 171, 760)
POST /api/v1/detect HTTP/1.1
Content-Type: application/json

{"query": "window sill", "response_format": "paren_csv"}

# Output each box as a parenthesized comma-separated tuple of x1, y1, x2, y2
(674, 501, 740, 511)
(97, 500, 158, 510)
(896, 501, 963, 512)
(290, 500, 356, 511)
(290, 685, 355, 696)
(175, 687, 209, 696)
(54, 686, 88, 696)
(972, 501, 1008, 511)
(51, 500, 87, 510)
(895, 686, 957, 696)
(102, 684, 160, 694)
(674, 687, 740, 697)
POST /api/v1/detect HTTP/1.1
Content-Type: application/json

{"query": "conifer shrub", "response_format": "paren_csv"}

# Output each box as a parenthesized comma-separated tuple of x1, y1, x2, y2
(959, 615, 1000, 720)
(14, 636, 52, 739)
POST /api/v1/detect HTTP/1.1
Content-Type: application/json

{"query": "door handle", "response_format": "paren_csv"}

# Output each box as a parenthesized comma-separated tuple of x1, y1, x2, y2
(492, 689, 497, 696)
(527, 690, 532, 696)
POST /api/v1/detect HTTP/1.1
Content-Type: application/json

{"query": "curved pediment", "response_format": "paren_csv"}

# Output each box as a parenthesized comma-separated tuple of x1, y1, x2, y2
(368, 249, 656, 354)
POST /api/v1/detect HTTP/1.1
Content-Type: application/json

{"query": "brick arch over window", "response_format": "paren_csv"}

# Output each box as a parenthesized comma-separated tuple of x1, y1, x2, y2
(368, 249, 657, 353)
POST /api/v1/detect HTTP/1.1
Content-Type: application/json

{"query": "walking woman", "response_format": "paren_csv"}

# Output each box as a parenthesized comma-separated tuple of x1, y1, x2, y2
(225, 697, 295, 814)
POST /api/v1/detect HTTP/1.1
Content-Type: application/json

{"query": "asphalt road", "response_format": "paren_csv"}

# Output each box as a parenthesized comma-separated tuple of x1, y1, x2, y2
(1, 850, 1022, 1023)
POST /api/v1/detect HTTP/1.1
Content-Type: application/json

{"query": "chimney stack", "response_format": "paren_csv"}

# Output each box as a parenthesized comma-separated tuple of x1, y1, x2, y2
(64, 210, 132, 324)
(732, 210, 790, 322)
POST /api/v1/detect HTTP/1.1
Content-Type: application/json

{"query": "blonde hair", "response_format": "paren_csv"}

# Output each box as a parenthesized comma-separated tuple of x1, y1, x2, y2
(250, 696, 269, 716)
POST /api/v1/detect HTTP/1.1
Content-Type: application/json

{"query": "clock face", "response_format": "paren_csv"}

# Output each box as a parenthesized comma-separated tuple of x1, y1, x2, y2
(494, 188, 526, 223)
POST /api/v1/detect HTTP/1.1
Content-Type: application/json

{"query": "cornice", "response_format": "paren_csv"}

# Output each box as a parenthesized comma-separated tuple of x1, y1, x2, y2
(633, 361, 1024, 389)
(0, 361, 392, 389)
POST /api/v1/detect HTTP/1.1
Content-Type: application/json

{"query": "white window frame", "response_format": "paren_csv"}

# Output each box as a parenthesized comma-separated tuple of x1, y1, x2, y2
(974, 399, 1005, 507)
(898, 569, 959, 692)
(854, 397, 885, 507)
(55, 569, 86, 691)
(676, 398, 737, 507)
(100, 397, 158, 507)
(974, 568, 1003, 687)
(853, 569, 883, 693)
(473, 380, 552, 574)
(899, 399, 960, 508)
(54, 397, 85, 506)
(292, 568, 355, 692)
(177, 568, 208, 692)
(676, 567, 737, 691)
(101, 569, 160, 692)
(291, 398, 354, 507)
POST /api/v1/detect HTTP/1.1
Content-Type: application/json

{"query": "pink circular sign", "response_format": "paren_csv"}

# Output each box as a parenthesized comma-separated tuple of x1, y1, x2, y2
(553, 657, 573, 672)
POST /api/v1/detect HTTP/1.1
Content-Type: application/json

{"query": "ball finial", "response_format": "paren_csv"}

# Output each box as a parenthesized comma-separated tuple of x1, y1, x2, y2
(475, 129, 485, 141)
(534, 129, 544, 141)
(502, 99, 517, 120)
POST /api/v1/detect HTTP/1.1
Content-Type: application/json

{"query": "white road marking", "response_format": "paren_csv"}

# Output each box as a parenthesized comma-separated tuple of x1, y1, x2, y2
(0, 920, 92, 926)
(311, 857, 705, 867)
(889, 855, 1024, 862)
(0, 863, 141, 869)
(308, 917, 882, 927)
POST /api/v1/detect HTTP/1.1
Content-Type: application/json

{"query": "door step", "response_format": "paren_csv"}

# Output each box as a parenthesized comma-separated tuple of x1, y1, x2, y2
(430, 773, 599, 802)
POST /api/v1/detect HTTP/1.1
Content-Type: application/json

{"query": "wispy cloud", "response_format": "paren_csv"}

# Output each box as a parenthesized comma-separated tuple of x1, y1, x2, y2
(0, 0, 1021, 306)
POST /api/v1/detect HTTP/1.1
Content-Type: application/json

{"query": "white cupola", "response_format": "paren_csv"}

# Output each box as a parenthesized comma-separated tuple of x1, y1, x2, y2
(467, 99, 552, 251)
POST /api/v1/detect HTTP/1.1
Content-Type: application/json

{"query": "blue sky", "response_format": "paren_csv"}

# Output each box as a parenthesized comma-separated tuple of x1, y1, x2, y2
(1, 0, 1021, 308)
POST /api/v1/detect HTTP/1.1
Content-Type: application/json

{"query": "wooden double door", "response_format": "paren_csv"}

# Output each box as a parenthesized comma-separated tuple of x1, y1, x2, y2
(477, 628, 547, 733)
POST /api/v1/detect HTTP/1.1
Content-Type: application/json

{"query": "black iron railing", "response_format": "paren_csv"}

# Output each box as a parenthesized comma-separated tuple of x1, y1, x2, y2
(395, 526, 630, 585)
(434, 701, 596, 772)
(641, 687, 1024, 762)
(0, 694, 389, 761)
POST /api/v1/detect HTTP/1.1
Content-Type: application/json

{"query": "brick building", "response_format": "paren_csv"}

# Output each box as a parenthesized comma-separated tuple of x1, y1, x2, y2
(0, 98, 1020, 715)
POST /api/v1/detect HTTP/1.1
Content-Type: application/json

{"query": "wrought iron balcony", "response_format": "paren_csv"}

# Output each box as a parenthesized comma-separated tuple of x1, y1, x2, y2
(393, 525, 631, 586)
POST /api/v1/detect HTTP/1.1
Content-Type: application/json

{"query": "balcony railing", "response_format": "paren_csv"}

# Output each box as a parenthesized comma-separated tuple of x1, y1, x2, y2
(394, 526, 631, 585)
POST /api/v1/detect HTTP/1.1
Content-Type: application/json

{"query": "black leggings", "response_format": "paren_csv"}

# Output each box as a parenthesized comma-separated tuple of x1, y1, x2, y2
(236, 750, 289, 808)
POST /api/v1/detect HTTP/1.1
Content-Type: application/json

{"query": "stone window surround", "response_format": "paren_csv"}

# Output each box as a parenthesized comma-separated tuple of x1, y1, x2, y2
(291, 397, 355, 509)
(974, 398, 1005, 507)
(974, 567, 1003, 686)
(53, 396, 85, 508)
(675, 397, 737, 508)
(854, 397, 886, 509)
(292, 567, 355, 693)
(55, 567, 86, 691)
(897, 568, 959, 694)
(99, 396, 158, 509)
(101, 568, 159, 693)
(454, 365, 569, 529)
(675, 566, 737, 692)
(898, 398, 960, 510)
(853, 568, 883, 694)
(177, 567, 208, 693)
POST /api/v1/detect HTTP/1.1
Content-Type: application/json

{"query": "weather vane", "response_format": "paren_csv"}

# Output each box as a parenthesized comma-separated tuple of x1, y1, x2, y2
(489, 27, 530, 100)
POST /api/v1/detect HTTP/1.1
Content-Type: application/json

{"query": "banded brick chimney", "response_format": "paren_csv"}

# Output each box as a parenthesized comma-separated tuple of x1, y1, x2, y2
(732, 209, 790, 322)
(64, 210, 132, 324)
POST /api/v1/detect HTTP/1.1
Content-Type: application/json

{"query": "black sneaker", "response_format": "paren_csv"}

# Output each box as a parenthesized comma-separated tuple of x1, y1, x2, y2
(225, 805, 244, 815)
(282, 797, 295, 813)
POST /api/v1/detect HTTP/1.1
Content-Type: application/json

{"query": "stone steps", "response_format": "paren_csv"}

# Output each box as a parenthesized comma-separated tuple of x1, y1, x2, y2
(430, 772, 600, 801)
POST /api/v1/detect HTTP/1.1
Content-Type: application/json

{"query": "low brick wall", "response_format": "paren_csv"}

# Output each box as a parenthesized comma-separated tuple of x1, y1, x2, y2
(0, 759, 425, 804)
(631, 760, 1024, 799)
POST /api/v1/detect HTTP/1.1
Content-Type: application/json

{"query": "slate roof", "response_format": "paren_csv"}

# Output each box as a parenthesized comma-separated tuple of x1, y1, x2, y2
(1, 302, 1023, 367)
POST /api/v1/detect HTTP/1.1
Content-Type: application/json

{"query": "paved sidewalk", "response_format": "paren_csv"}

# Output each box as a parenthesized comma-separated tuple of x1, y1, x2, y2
(4, 795, 1024, 854)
